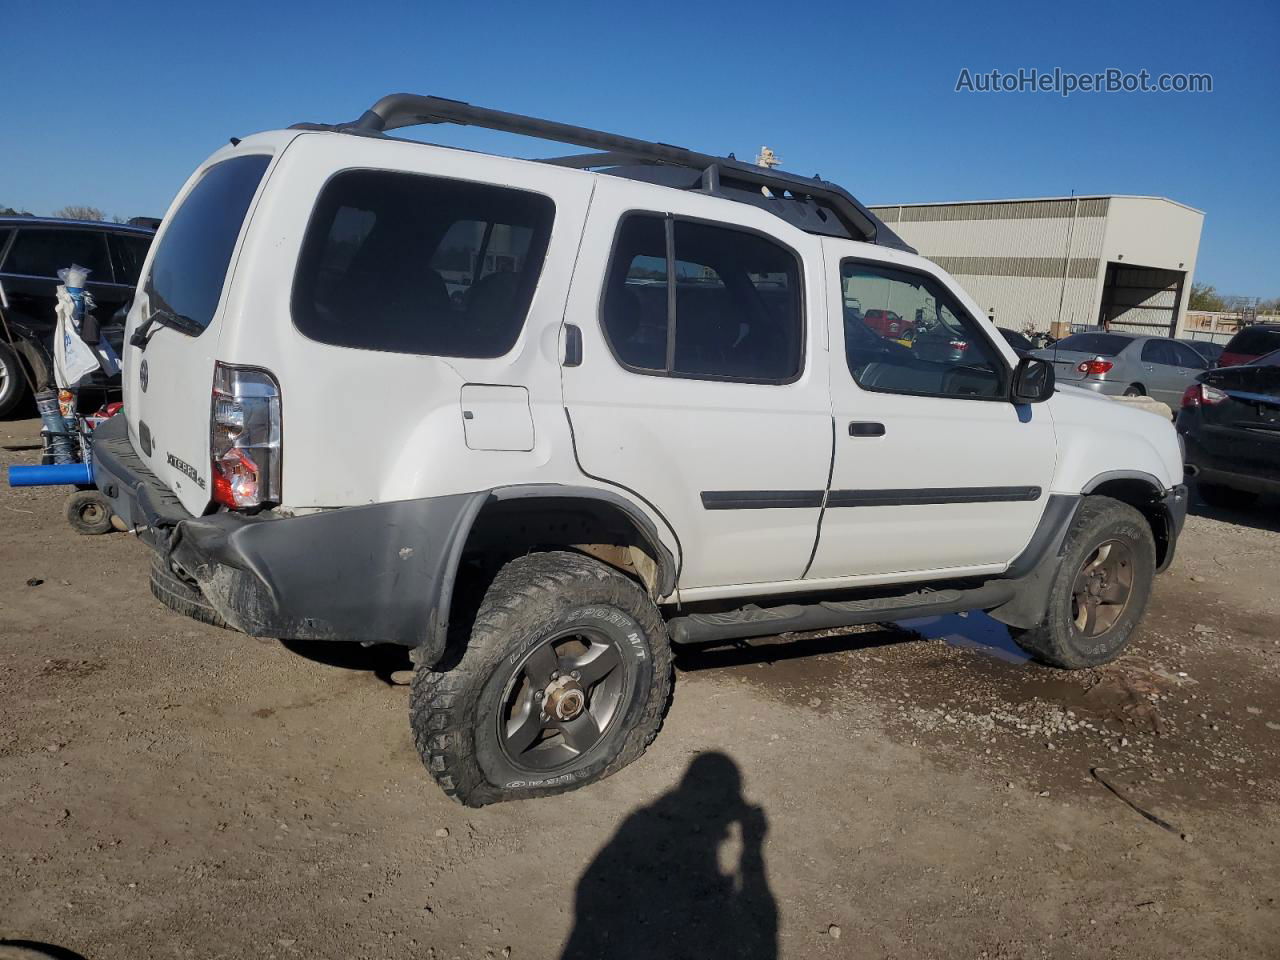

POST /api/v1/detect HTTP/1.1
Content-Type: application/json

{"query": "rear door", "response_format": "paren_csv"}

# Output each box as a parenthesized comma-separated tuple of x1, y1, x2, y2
(1139, 339, 1195, 406)
(123, 152, 273, 514)
(0, 226, 114, 333)
(561, 178, 832, 592)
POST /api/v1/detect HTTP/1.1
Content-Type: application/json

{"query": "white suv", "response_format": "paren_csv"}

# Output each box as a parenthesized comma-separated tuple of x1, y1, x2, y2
(90, 95, 1187, 806)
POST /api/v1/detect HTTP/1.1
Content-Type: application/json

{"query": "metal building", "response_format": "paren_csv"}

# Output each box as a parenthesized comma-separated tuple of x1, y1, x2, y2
(867, 196, 1204, 337)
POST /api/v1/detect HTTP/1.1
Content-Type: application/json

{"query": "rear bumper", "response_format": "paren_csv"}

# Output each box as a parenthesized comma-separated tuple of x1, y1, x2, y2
(92, 415, 486, 658)
(1181, 426, 1280, 496)
(1070, 378, 1127, 397)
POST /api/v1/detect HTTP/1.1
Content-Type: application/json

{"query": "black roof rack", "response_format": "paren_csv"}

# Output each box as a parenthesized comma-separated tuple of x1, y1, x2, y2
(291, 94, 914, 252)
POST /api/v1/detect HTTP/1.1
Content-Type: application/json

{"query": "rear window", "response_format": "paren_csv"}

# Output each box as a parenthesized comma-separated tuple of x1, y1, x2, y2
(146, 154, 271, 331)
(292, 170, 555, 358)
(1225, 326, 1280, 356)
(1054, 333, 1133, 356)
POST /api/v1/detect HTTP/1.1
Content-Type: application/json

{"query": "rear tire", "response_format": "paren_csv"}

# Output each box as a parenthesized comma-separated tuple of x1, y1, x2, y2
(1198, 482, 1257, 510)
(1010, 496, 1156, 669)
(1123, 385, 1145, 397)
(149, 554, 228, 628)
(64, 490, 113, 535)
(410, 551, 673, 807)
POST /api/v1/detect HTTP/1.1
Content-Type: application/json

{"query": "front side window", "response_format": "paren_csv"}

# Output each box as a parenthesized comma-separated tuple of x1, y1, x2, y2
(841, 261, 1006, 399)
(146, 154, 271, 331)
(1171, 342, 1208, 369)
(601, 214, 803, 382)
(5, 228, 111, 280)
(293, 170, 555, 358)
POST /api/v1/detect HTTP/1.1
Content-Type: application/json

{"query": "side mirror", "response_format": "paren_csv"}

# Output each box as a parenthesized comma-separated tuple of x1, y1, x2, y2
(1011, 356, 1055, 403)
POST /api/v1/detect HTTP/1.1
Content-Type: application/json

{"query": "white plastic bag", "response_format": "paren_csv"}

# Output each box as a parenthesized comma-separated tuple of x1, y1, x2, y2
(53, 284, 101, 387)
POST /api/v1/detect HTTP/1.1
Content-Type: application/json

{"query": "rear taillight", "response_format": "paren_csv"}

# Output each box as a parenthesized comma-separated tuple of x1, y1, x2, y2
(1076, 358, 1114, 376)
(949, 340, 968, 352)
(211, 363, 281, 510)
(1181, 383, 1228, 409)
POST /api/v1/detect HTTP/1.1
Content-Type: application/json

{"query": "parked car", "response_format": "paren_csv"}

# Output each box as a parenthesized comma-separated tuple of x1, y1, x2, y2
(861, 308, 912, 339)
(1032, 332, 1209, 408)
(1178, 348, 1280, 507)
(88, 94, 1186, 806)
(0, 216, 155, 415)
(1178, 338, 1225, 367)
(1216, 324, 1280, 368)
(999, 327, 1035, 355)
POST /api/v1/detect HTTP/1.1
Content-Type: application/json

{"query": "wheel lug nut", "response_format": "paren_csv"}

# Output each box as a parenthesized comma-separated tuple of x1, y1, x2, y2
(571, 670, 581, 680)
(534, 690, 544, 700)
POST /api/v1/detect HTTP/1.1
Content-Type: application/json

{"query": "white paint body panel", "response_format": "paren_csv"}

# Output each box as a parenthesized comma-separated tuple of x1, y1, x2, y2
(561, 176, 833, 589)
(810, 237, 1058, 581)
(121, 127, 1184, 607)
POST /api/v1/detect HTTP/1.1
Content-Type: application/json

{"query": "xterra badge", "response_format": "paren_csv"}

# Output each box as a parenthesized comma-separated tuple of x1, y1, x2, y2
(166, 453, 206, 490)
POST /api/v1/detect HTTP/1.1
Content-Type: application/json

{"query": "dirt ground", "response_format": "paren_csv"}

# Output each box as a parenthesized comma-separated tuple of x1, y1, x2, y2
(2, 413, 1278, 960)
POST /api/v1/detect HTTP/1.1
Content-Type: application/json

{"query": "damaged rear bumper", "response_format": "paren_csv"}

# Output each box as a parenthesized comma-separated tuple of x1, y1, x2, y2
(91, 415, 486, 659)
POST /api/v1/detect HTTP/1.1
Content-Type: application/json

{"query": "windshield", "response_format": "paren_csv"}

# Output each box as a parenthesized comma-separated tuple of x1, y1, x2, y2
(145, 154, 271, 332)
(1053, 333, 1133, 356)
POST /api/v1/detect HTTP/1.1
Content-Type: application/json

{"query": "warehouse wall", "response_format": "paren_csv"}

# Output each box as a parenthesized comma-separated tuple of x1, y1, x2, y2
(870, 197, 1203, 336)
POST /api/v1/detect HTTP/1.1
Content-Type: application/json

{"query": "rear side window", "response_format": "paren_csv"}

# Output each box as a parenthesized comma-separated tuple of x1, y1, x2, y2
(109, 233, 152, 286)
(1054, 333, 1133, 356)
(1140, 340, 1179, 365)
(5, 228, 111, 280)
(293, 170, 555, 358)
(1226, 326, 1280, 356)
(146, 154, 271, 331)
(601, 214, 803, 382)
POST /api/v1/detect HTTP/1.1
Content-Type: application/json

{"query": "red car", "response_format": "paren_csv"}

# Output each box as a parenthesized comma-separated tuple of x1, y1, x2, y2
(861, 309, 913, 339)
(1217, 324, 1280, 368)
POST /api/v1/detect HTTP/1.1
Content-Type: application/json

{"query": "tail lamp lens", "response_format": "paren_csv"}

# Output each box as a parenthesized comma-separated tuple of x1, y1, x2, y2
(211, 363, 281, 509)
(1076, 358, 1114, 375)
(1181, 383, 1228, 408)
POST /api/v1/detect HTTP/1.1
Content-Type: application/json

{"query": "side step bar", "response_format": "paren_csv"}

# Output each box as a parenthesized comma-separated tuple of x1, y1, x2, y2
(666, 580, 1018, 645)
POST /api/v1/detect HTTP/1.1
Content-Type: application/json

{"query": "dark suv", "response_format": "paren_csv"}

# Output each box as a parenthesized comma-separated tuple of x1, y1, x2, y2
(0, 217, 154, 415)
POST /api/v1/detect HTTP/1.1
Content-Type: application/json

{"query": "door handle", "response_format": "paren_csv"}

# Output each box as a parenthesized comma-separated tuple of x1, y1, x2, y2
(563, 324, 583, 367)
(848, 421, 885, 437)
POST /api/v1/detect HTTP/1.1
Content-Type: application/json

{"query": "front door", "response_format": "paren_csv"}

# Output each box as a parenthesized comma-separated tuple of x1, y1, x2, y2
(808, 241, 1058, 583)
(561, 180, 832, 593)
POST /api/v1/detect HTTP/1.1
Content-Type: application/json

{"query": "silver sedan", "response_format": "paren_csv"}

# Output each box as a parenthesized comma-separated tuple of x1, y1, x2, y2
(1033, 332, 1210, 407)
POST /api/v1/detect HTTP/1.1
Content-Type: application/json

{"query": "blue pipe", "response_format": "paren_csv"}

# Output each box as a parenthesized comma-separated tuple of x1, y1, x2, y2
(7, 462, 94, 487)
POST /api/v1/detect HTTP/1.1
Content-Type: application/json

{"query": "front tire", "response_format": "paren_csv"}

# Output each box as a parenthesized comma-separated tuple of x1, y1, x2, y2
(410, 551, 673, 806)
(0, 342, 27, 418)
(1011, 496, 1156, 669)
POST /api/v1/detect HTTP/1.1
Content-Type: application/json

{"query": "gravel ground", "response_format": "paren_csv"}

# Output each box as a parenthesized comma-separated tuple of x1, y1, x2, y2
(1, 415, 1278, 959)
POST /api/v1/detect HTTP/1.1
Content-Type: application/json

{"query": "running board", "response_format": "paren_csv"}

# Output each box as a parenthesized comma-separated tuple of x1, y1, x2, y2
(666, 580, 1018, 645)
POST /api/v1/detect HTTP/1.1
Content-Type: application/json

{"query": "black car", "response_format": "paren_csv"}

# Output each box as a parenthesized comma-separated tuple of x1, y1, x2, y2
(998, 327, 1035, 355)
(0, 216, 154, 415)
(1177, 338, 1225, 367)
(1178, 349, 1280, 508)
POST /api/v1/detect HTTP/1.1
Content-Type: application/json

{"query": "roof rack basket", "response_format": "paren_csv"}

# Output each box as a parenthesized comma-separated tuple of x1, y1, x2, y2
(292, 94, 913, 251)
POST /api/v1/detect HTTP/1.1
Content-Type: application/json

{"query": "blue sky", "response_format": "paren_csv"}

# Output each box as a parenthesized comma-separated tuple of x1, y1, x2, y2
(2, 0, 1275, 295)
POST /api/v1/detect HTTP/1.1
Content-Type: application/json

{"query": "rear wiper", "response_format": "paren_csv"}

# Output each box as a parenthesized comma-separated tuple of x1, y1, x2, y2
(129, 306, 202, 349)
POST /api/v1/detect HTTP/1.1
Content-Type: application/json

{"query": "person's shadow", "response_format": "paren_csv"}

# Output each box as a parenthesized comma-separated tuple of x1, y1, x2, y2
(560, 752, 777, 960)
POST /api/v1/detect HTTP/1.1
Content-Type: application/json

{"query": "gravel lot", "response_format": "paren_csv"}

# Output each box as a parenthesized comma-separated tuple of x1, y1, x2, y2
(2, 415, 1278, 959)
